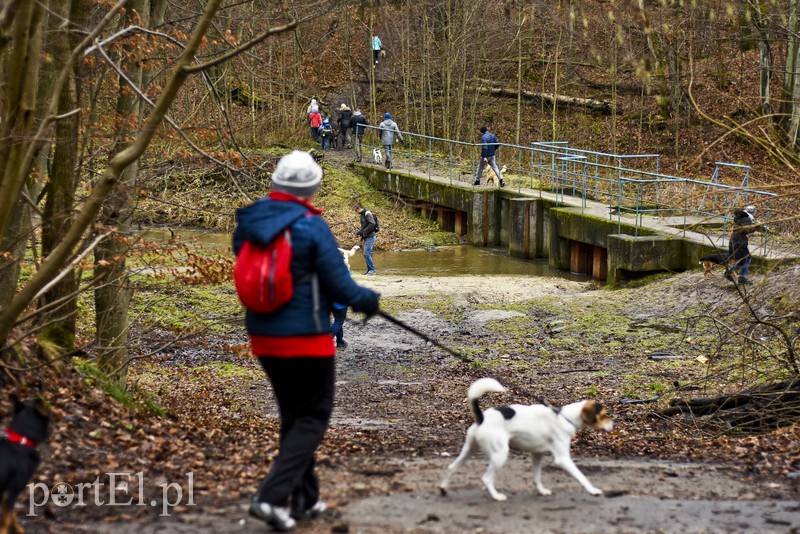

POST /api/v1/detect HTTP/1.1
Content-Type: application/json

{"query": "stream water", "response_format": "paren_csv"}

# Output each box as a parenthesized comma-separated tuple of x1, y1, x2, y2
(140, 227, 590, 281)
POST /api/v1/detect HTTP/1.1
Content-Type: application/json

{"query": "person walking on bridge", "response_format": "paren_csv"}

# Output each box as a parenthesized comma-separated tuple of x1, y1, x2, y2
(351, 109, 369, 162)
(473, 126, 505, 188)
(378, 112, 403, 170)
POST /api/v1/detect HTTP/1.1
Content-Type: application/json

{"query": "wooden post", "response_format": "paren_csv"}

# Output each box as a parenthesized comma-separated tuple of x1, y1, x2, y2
(592, 246, 608, 280)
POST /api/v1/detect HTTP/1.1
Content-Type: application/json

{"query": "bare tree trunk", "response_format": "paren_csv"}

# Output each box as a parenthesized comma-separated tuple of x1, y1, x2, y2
(515, 9, 524, 145)
(94, 0, 151, 380)
(784, 0, 800, 146)
(551, 28, 562, 140)
(751, 0, 773, 119)
(368, 5, 377, 123)
(0, 0, 298, 350)
(39, 0, 90, 351)
(0, 0, 44, 310)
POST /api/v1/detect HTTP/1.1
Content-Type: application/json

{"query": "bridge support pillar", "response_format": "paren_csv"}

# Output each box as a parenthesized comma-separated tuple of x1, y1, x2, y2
(469, 191, 501, 246)
(509, 199, 545, 258)
(454, 211, 467, 236)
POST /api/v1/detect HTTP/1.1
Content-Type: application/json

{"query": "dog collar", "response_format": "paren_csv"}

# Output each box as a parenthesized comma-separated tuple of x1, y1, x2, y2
(541, 399, 578, 429)
(3, 428, 37, 448)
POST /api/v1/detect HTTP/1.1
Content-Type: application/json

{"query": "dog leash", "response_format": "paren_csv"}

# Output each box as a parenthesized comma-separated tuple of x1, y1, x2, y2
(376, 310, 473, 364)
(539, 398, 578, 429)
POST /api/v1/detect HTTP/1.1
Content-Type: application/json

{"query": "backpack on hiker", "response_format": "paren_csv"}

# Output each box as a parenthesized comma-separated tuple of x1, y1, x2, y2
(367, 211, 380, 233)
(320, 122, 333, 138)
(234, 228, 295, 313)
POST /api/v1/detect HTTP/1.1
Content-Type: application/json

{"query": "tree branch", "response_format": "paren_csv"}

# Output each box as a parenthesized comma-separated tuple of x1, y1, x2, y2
(183, 19, 298, 74)
(0, 0, 223, 346)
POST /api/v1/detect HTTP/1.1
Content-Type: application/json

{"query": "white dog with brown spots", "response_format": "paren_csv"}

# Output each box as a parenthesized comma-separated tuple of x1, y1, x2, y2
(439, 378, 613, 501)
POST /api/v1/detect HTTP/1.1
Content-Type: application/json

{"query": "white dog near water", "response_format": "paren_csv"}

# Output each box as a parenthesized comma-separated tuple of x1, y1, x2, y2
(338, 245, 361, 271)
(439, 378, 614, 501)
(372, 148, 383, 165)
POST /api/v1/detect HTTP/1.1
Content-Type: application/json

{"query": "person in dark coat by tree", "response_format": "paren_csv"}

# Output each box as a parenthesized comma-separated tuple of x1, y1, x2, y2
(350, 110, 369, 162)
(724, 206, 758, 285)
(337, 103, 353, 150)
(233, 151, 380, 531)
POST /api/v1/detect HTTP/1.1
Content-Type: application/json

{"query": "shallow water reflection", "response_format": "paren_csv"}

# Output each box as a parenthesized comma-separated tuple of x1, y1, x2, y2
(140, 227, 589, 281)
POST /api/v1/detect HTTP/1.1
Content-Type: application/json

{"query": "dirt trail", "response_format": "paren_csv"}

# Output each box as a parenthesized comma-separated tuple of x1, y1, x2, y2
(40, 271, 800, 533)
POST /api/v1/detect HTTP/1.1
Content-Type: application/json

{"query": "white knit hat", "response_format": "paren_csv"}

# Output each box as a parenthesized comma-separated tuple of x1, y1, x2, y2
(271, 150, 323, 198)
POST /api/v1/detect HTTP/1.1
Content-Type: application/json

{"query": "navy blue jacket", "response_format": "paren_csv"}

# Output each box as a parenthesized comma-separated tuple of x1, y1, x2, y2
(233, 195, 379, 336)
(480, 131, 500, 158)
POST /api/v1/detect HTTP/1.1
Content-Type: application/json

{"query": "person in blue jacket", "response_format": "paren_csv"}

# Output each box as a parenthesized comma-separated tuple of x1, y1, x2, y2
(372, 35, 382, 64)
(473, 126, 505, 187)
(233, 150, 380, 531)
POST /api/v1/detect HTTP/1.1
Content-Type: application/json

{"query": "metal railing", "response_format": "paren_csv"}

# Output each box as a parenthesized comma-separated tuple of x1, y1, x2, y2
(352, 126, 777, 251)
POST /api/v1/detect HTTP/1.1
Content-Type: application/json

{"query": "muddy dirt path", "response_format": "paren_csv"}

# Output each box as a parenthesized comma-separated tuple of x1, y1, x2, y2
(57, 271, 800, 533)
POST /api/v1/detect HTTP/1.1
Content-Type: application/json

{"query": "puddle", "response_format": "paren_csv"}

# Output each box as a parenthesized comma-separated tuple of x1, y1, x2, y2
(139, 227, 590, 281)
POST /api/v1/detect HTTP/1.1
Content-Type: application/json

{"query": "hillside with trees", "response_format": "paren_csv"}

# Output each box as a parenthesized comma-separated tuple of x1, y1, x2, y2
(1, 1, 799, 531)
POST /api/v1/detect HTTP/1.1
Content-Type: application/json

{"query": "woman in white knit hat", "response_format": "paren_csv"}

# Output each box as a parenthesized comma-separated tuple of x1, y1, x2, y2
(233, 151, 380, 531)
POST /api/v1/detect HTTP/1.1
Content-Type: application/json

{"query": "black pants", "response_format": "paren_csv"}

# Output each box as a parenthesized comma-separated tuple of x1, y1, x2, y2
(330, 308, 347, 344)
(255, 356, 335, 512)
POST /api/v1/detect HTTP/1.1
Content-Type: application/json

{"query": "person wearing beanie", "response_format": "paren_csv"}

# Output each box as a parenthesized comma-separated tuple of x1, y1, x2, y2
(473, 125, 505, 188)
(378, 112, 403, 169)
(306, 96, 319, 118)
(724, 207, 760, 285)
(308, 108, 322, 142)
(337, 103, 353, 150)
(350, 109, 369, 162)
(232, 150, 380, 530)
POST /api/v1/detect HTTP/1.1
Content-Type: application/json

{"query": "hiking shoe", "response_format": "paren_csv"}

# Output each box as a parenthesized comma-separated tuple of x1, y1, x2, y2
(738, 276, 753, 285)
(336, 340, 348, 348)
(499, 181, 506, 188)
(291, 501, 327, 520)
(249, 502, 296, 532)
(365, 270, 377, 276)
(473, 181, 480, 186)
(724, 271, 734, 282)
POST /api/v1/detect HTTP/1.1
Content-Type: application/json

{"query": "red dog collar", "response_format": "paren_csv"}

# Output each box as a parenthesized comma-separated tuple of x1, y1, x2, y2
(3, 428, 37, 448)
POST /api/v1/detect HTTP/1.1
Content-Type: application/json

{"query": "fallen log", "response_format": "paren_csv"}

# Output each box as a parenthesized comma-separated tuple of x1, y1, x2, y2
(475, 85, 614, 115)
(661, 378, 800, 419)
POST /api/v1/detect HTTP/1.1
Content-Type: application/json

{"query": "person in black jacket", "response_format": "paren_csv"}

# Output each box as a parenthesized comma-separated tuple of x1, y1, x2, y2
(354, 202, 378, 275)
(350, 110, 369, 162)
(724, 206, 758, 285)
(337, 103, 353, 150)
(233, 151, 380, 531)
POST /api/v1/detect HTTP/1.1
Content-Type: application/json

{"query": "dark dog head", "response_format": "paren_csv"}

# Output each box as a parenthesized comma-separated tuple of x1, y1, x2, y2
(7, 395, 50, 445)
(580, 400, 614, 432)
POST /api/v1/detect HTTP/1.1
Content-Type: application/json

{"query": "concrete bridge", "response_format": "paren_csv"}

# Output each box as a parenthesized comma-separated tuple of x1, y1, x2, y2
(352, 158, 794, 286)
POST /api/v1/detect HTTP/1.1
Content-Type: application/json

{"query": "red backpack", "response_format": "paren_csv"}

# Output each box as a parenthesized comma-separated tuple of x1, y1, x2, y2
(234, 229, 294, 313)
